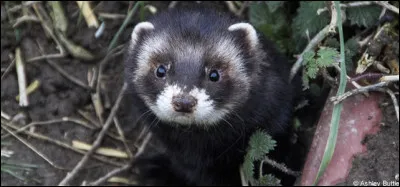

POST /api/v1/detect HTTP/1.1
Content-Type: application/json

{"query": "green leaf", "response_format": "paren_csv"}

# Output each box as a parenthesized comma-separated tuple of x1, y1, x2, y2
(306, 61, 319, 79)
(324, 37, 340, 48)
(302, 69, 310, 89)
(242, 155, 255, 183)
(316, 47, 339, 67)
(247, 130, 276, 161)
(347, 5, 381, 28)
(292, 2, 330, 40)
(344, 37, 359, 73)
(254, 174, 282, 186)
(266, 1, 284, 13)
(303, 51, 316, 62)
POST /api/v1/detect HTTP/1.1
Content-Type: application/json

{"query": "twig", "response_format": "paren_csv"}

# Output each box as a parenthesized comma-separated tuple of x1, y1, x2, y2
(88, 133, 152, 186)
(330, 82, 388, 104)
(12, 15, 40, 28)
(237, 1, 250, 17)
(318, 1, 375, 15)
(385, 89, 399, 123)
(1, 125, 68, 170)
(168, 1, 178, 9)
(1, 118, 124, 167)
(1, 117, 95, 139)
(27, 53, 66, 63)
(15, 48, 29, 107)
(350, 73, 384, 82)
(76, 1, 99, 28)
(333, 64, 363, 89)
(78, 110, 101, 127)
(374, 1, 399, 14)
(58, 83, 128, 186)
(113, 117, 133, 159)
(98, 13, 126, 19)
(380, 75, 399, 82)
(225, 1, 239, 15)
(263, 157, 301, 177)
(1, 111, 12, 121)
(7, 1, 41, 13)
(1, 58, 15, 81)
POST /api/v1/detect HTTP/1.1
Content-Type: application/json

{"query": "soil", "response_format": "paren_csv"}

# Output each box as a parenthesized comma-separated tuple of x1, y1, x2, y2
(1, 1, 398, 186)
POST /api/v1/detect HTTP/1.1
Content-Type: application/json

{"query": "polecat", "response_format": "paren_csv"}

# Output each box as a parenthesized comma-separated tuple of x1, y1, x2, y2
(124, 7, 300, 186)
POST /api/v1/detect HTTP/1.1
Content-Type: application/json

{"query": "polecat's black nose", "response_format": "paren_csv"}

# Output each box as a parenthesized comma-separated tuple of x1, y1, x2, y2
(172, 95, 197, 113)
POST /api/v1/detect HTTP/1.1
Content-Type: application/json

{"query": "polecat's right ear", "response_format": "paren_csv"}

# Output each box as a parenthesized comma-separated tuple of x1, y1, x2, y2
(228, 23, 259, 51)
(130, 22, 154, 49)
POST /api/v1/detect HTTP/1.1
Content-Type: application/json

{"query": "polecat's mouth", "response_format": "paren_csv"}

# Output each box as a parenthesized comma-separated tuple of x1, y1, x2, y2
(148, 84, 228, 126)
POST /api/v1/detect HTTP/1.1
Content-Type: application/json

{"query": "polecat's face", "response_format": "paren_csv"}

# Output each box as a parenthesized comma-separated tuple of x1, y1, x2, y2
(125, 12, 260, 127)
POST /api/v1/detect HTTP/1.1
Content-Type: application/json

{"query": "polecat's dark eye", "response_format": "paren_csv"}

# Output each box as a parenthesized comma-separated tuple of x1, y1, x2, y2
(209, 70, 219, 82)
(156, 65, 167, 78)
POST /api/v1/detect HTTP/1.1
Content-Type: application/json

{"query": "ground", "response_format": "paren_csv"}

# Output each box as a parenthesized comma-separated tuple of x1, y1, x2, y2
(1, 1, 399, 186)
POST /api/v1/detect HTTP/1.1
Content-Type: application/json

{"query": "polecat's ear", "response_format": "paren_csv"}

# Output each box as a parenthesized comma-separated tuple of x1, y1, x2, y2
(228, 23, 259, 50)
(130, 22, 154, 49)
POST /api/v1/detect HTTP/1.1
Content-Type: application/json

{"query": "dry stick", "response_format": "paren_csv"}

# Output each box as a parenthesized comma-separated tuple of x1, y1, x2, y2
(1, 125, 68, 170)
(1, 111, 12, 121)
(263, 157, 301, 177)
(330, 82, 388, 104)
(113, 117, 133, 159)
(15, 48, 29, 107)
(7, 1, 41, 13)
(12, 15, 40, 27)
(58, 83, 128, 186)
(375, 1, 399, 14)
(98, 13, 126, 19)
(385, 89, 399, 123)
(1, 119, 124, 167)
(317, 1, 375, 14)
(1, 117, 95, 139)
(88, 133, 152, 186)
(1, 58, 15, 81)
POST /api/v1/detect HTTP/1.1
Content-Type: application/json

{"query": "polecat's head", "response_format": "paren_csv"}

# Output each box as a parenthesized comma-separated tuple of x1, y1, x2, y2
(125, 9, 263, 127)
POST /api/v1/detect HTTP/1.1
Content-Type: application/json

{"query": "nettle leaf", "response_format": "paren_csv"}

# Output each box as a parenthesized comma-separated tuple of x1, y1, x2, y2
(254, 174, 282, 186)
(324, 37, 340, 48)
(316, 47, 339, 67)
(303, 51, 316, 62)
(306, 60, 319, 79)
(292, 2, 330, 39)
(247, 130, 276, 161)
(266, 1, 284, 13)
(347, 5, 381, 28)
(344, 37, 359, 72)
(242, 155, 255, 183)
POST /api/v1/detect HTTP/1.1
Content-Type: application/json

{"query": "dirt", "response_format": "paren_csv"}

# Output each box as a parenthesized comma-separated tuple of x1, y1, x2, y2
(1, 1, 398, 186)
(339, 95, 399, 186)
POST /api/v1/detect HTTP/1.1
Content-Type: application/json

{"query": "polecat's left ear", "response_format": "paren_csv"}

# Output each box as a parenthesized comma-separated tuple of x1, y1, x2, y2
(228, 23, 259, 50)
(130, 22, 154, 49)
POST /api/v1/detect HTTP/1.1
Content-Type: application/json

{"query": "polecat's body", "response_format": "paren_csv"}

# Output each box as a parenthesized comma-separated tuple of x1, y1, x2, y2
(124, 7, 300, 186)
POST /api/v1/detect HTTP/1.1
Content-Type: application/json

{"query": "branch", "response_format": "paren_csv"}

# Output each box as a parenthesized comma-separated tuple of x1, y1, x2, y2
(330, 82, 388, 104)
(58, 83, 128, 186)
(385, 89, 399, 123)
(374, 1, 399, 14)
(263, 157, 301, 177)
